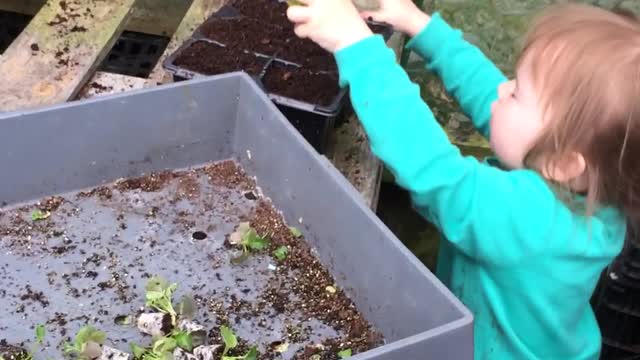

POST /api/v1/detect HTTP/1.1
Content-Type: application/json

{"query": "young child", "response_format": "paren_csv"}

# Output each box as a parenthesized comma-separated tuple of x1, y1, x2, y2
(287, 1, 640, 359)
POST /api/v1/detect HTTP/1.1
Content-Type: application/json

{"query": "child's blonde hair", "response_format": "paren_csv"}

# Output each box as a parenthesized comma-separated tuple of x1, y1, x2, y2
(519, 3, 640, 220)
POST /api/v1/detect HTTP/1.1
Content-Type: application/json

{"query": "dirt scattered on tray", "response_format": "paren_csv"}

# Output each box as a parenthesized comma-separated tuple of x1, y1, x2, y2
(202, 160, 256, 191)
(115, 171, 175, 192)
(0, 340, 28, 360)
(20, 285, 50, 308)
(249, 201, 384, 356)
(77, 186, 113, 200)
(174, 41, 265, 77)
(0, 159, 382, 359)
(263, 65, 339, 106)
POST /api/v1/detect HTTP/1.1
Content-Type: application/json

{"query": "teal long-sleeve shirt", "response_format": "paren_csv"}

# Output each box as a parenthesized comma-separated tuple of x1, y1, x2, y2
(335, 13, 626, 359)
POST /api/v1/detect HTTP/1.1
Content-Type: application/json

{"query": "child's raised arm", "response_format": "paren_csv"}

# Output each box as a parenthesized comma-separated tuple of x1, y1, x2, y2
(287, 0, 580, 265)
(406, 13, 507, 139)
(335, 35, 563, 265)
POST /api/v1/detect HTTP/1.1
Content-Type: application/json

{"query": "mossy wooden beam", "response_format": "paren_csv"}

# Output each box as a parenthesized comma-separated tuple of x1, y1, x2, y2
(0, 0, 193, 37)
(0, 0, 136, 112)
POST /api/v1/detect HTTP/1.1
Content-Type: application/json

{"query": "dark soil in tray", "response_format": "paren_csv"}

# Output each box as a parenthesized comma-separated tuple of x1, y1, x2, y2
(200, 17, 291, 57)
(0, 160, 383, 359)
(199, 0, 390, 73)
(173, 41, 265, 76)
(263, 65, 340, 106)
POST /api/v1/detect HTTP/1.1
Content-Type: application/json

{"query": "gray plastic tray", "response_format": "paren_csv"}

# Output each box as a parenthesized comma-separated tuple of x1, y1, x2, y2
(0, 73, 472, 359)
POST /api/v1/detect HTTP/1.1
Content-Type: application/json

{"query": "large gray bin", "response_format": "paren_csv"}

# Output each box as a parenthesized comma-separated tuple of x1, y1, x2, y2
(0, 73, 473, 359)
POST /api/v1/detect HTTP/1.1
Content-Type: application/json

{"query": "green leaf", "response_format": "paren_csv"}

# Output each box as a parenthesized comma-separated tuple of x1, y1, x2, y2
(130, 343, 147, 359)
(145, 276, 169, 292)
(273, 246, 289, 261)
(35, 324, 46, 344)
(289, 226, 302, 238)
(338, 349, 352, 358)
(220, 325, 238, 355)
(173, 331, 193, 352)
(75, 325, 106, 347)
(31, 210, 51, 221)
(152, 337, 177, 353)
(63, 342, 79, 354)
(244, 230, 269, 251)
(286, 0, 305, 5)
(243, 346, 258, 360)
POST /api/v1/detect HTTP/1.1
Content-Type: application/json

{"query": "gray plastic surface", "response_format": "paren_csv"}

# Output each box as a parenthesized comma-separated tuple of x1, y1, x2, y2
(0, 73, 473, 359)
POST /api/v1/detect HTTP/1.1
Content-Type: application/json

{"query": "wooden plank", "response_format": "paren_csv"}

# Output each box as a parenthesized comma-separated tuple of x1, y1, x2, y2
(127, 0, 196, 36)
(77, 72, 148, 99)
(0, 0, 137, 112)
(146, 0, 223, 85)
(0, 0, 193, 37)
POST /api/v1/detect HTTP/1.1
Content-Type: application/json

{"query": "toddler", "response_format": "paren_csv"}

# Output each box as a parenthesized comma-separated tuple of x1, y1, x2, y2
(287, 1, 640, 359)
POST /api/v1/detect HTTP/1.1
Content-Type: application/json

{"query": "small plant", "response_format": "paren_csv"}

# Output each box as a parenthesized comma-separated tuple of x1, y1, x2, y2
(31, 210, 51, 221)
(63, 325, 106, 360)
(35, 324, 46, 345)
(220, 325, 258, 360)
(229, 223, 271, 264)
(273, 245, 289, 261)
(145, 276, 178, 326)
(289, 226, 302, 238)
(338, 349, 352, 358)
(130, 330, 193, 360)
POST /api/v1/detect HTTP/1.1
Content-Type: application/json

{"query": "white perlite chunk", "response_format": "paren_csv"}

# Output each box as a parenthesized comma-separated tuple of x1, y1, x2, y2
(137, 312, 170, 337)
(194, 345, 221, 360)
(100, 345, 131, 360)
(178, 319, 208, 347)
(178, 319, 205, 333)
(173, 348, 198, 360)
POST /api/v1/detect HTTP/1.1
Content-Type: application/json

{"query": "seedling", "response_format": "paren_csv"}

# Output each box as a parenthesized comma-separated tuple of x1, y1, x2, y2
(130, 329, 193, 360)
(35, 324, 46, 345)
(220, 325, 258, 360)
(289, 226, 302, 238)
(145, 276, 178, 326)
(273, 245, 289, 261)
(31, 210, 51, 221)
(63, 325, 106, 360)
(229, 223, 271, 264)
(338, 349, 352, 358)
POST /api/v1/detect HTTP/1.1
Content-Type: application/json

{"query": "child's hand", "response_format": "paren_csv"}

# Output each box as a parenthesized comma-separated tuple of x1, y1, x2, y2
(287, 0, 373, 53)
(360, 0, 431, 37)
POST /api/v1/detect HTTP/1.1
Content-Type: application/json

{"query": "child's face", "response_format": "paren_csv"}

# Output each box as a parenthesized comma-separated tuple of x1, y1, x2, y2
(489, 59, 545, 169)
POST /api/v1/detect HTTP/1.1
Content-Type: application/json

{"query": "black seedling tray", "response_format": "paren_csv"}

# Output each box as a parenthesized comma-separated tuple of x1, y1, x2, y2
(162, 2, 392, 153)
(99, 30, 170, 78)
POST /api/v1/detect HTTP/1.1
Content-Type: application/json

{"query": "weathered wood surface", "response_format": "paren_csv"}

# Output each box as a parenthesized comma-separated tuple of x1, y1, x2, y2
(0, 0, 195, 37)
(0, 0, 136, 112)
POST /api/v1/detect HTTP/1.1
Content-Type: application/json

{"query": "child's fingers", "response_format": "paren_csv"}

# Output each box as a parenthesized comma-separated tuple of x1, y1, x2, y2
(293, 23, 311, 39)
(287, 5, 312, 23)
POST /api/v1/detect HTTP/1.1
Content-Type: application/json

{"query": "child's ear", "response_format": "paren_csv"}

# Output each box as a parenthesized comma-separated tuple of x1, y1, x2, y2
(541, 151, 587, 184)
